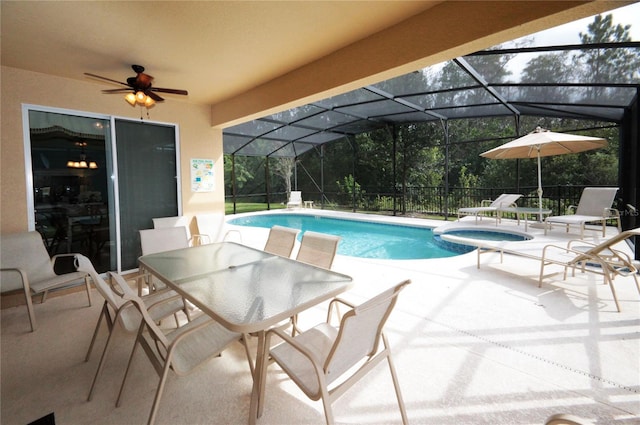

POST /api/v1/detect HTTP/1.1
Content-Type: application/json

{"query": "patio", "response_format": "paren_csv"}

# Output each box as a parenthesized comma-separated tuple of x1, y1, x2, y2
(2, 214, 638, 424)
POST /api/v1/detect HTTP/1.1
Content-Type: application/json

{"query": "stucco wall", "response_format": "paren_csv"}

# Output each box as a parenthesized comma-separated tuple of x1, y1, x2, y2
(0, 66, 223, 235)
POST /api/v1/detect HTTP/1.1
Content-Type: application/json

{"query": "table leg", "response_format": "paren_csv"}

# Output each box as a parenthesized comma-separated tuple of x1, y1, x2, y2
(249, 329, 268, 425)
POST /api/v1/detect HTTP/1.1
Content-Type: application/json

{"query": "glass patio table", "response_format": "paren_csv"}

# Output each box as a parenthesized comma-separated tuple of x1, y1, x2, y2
(138, 241, 353, 424)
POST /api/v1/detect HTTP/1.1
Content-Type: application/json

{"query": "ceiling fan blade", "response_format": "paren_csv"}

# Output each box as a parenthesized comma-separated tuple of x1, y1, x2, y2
(101, 88, 132, 93)
(84, 72, 130, 87)
(151, 87, 188, 95)
(145, 90, 164, 102)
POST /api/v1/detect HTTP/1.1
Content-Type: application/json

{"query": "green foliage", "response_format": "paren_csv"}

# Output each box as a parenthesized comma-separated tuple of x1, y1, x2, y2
(336, 174, 365, 207)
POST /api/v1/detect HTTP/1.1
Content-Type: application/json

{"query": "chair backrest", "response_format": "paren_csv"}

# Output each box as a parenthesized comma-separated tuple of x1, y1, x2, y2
(490, 193, 522, 208)
(289, 191, 302, 202)
(263, 225, 300, 257)
(576, 227, 640, 260)
(296, 231, 341, 269)
(139, 227, 190, 256)
(108, 271, 171, 346)
(0, 231, 55, 292)
(574, 187, 618, 216)
(75, 255, 141, 332)
(153, 216, 191, 239)
(194, 213, 226, 243)
(324, 280, 411, 380)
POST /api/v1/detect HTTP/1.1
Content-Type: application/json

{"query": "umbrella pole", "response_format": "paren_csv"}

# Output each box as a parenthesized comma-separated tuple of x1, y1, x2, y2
(536, 147, 543, 221)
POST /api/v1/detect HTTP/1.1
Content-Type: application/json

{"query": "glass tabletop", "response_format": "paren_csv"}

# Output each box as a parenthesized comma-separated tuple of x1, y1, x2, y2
(139, 241, 273, 282)
(139, 242, 353, 333)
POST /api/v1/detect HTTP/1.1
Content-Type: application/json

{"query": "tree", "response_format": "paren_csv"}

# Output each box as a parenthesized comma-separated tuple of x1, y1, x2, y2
(271, 157, 296, 195)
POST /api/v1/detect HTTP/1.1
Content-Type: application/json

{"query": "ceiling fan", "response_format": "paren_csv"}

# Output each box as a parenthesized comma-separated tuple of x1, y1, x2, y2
(85, 64, 188, 107)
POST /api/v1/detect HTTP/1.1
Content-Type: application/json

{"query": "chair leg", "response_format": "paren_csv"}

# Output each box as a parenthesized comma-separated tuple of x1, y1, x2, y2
(87, 318, 120, 401)
(116, 331, 143, 408)
(23, 286, 37, 332)
(383, 335, 409, 425)
(85, 302, 111, 362)
(241, 333, 256, 378)
(84, 275, 92, 306)
(320, 386, 335, 425)
(146, 363, 172, 425)
(603, 272, 621, 312)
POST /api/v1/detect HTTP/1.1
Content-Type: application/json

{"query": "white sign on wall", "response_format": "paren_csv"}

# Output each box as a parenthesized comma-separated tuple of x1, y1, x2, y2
(191, 158, 214, 192)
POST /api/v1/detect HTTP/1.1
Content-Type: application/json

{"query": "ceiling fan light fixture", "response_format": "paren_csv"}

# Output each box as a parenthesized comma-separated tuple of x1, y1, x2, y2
(135, 91, 146, 103)
(144, 96, 155, 108)
(89, 161, 98, 169)
(125, 92, 137, 106)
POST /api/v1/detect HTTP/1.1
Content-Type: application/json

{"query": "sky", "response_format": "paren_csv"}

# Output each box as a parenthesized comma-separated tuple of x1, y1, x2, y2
(519, 2, 640, 45)
(503, 2, 639, 78)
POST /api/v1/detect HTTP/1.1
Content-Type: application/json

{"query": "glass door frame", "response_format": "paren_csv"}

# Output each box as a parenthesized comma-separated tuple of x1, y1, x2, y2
(22, 104, 183, 273)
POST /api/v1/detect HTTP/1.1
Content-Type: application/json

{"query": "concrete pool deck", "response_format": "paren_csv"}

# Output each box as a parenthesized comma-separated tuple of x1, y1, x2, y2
(2, 210, 639, 424)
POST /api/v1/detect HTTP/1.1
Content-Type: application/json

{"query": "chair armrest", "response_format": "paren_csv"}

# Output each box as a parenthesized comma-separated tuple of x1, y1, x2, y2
(480, 199, 493, 207)
(266, 327, 325, 376)
(0, 267, 31, 293)
(604, 207, 620, 218)
(327, 297, 356, 325)
(567, 205, 577, 214)
(190, 234, 210, 246)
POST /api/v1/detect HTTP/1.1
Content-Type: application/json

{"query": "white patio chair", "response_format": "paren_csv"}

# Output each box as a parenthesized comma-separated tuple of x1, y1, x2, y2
(113, 271, 251, 425)
(544, 187, 621, 238)
(457, 193, 522, 224)
(263, 225, 300, 257)
(74, 256, 190, 400)
(286, 191, 303, 208)
(194, 212, 242, 245)
(152, 215, 205, 246)
(138, 226, 190, 294)
(296, 231, 341, 270)
(261, 279, 412, 425)
(0, 231, 92, 332)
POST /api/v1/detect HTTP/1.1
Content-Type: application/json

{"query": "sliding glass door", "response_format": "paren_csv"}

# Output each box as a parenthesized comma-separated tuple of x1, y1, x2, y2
(115, 119, 179, 270)
(25, 106, 179, 273)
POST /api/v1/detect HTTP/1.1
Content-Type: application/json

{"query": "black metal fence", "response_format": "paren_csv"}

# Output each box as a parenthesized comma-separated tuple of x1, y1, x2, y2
(227, 185, 621, 219)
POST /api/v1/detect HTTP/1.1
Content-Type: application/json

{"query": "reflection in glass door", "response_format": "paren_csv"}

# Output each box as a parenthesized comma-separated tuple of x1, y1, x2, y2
(26, 108, 180, 274)
(28, 110, 115, 273)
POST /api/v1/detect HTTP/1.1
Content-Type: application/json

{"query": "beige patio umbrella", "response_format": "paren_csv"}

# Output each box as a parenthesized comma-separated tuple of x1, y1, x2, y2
(480, 127, 607, 215)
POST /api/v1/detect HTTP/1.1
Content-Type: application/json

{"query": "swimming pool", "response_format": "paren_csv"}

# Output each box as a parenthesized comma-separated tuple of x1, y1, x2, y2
(228, 213, 458, 260)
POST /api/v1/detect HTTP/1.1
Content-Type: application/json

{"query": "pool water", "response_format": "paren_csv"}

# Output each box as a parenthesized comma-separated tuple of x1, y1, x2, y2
(228, 213, 459, 260)
(432, 229, 530, 255)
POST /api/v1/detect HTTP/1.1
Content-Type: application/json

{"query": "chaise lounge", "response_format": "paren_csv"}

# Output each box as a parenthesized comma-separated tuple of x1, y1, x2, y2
(457, 193, 523, 224)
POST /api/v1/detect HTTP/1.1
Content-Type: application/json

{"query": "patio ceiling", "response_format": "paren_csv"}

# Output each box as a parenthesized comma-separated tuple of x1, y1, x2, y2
(224, 41, 640, 158)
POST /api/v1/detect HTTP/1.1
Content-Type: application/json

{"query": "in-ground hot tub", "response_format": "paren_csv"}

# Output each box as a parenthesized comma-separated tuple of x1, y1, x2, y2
(433, 227, 532, 254)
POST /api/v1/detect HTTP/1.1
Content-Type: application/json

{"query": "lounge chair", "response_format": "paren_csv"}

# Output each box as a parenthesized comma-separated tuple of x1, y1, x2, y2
(473, 228, 640, 312)
(544, 187, 621, 238)
(539, 228, 640, 312)
(286, 191, 303, 208)
(457, 193, 523, 223)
